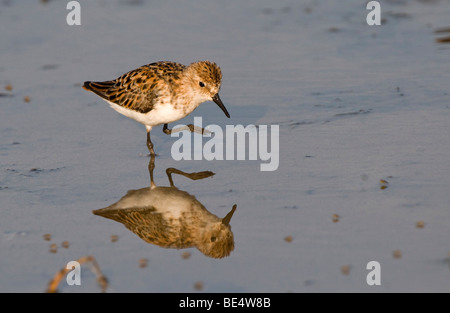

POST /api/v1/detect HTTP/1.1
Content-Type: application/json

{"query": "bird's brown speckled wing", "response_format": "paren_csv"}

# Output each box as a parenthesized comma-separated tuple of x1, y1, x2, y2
(93, 206, 188, 248)
(83, 62, 186, 113)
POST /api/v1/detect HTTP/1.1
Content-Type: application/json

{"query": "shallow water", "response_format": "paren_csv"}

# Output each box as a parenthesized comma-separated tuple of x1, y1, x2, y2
(1, 0, 450, 292)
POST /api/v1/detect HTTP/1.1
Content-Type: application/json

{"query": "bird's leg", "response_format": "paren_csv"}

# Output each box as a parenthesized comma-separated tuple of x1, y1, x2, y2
(146, 127, 156, 156)
(162, 123, 172, 135)
(166, 167, 215, 187)
(148, 154, 156, 189)
(186, 124, 209, 135)
(163, 123, 209, 135)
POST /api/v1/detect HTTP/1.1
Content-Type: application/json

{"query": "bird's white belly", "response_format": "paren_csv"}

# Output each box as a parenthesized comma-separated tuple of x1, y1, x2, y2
(120, 187, 198, 220)
(106, 100, 197, 127)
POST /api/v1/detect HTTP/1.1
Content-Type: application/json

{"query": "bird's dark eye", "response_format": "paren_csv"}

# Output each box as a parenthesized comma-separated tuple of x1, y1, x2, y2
(199, 82, 205, 87)
(210, 236, 216, 242)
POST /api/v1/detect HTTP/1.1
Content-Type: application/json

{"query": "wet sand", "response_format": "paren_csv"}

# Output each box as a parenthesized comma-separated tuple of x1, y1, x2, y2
(1, 0, 450, 292)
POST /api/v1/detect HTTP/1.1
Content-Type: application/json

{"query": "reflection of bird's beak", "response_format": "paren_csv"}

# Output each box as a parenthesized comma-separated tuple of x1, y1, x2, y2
(212, 93, 230, 118)
(222, 204, 237, 226)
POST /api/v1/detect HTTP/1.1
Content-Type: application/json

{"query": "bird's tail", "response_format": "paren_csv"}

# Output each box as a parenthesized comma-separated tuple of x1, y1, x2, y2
(82, 81, 115, 100)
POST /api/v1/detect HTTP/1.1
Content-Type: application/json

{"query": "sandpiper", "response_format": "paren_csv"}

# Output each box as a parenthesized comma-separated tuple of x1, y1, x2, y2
(83, 61, 230, 155)
(93, 156, 237, 258)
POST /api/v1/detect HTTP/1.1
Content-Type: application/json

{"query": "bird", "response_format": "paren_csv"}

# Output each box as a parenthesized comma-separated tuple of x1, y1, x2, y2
(82, 60, 230, 155)
(93, 155, 237, 258)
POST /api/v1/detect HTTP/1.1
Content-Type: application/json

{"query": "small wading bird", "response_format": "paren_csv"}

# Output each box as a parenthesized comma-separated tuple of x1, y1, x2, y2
(93, 156, 237, 258)
(83, 61, 230, 155)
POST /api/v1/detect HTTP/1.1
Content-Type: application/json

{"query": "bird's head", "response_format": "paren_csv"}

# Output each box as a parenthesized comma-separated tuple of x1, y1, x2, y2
(185, 61, 230, 118)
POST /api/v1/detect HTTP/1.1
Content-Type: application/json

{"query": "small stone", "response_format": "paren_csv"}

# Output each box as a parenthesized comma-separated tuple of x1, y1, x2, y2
(393, 249, 402, 259)
(139, 258, 148, 268)
(193, 281, 204, 291)
(340, 265, 351, 275)
(379, 179, 389, 190)
(181, 251, 191, 260)
(332, 214, 340, 223)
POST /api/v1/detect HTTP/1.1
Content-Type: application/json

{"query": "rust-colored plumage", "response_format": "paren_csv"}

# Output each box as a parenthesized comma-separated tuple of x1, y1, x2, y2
(83, 61, 229, 155)
(83, 62, 187, 113)
(93, 156, 237, 259)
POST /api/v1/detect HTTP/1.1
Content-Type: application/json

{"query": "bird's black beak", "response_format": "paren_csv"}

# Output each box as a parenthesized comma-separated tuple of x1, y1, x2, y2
(212, 93, 230, 118)
(222, 204, 237, 226)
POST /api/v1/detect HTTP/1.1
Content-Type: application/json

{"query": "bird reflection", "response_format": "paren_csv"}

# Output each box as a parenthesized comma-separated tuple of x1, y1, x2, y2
(93, 155, 237, 258)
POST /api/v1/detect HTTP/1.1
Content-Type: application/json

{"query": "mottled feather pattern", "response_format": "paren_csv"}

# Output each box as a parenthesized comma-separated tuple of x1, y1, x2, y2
(196, 61, 222, 86)
(93, 185, 235, 258)
(83, 60, 223, 116)
(83, 60, 228, 155)
(83, 62, 184, 113)
(121, 208, 183, 247)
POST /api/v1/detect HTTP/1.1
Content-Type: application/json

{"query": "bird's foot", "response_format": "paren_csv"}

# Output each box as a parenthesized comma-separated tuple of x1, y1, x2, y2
(163, 123, 211, 135)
